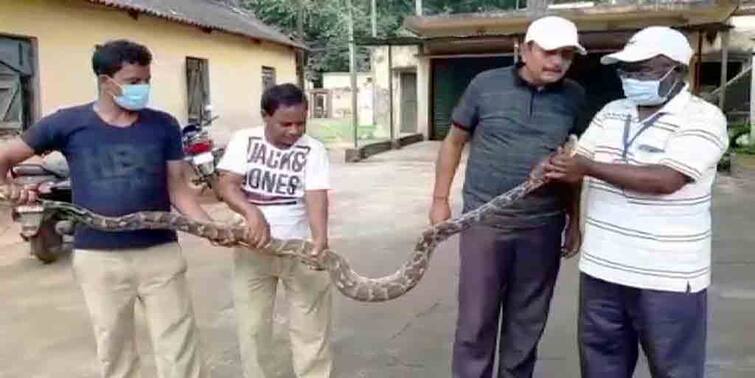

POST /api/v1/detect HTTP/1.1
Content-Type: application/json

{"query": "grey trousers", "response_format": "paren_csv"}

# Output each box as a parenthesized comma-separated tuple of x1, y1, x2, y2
(452, 217, 565, 378)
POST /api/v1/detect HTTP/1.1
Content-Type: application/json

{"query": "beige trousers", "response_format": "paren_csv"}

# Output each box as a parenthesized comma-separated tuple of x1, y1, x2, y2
(72, 242, 204, 378)
(233, 248, 333, 378)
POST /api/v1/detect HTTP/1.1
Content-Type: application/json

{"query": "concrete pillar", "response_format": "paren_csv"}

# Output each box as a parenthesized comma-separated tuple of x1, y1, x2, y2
(719, 30, 730, 110)
(749, 49, 755, 145)
(417, 55, 431, 139)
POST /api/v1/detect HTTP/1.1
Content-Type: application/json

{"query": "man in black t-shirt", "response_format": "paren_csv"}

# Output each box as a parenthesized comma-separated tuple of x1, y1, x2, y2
(0, 40, 218, 378)
(430, 17, 586, 378)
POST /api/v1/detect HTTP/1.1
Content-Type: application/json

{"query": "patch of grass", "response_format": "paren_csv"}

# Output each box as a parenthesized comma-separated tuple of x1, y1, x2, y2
(308, 118, 380, 145)
(734, 145, 755, 155)
(731, 125, 755, 156)
(720, 123, 752, 172)
(729, 123, 750, 148)
(735, 153, 755, 170)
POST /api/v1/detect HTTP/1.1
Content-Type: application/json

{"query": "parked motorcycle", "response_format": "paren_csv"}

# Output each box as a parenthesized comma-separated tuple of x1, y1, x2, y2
(181, 113, 224, 197)
(9, 156, 72, 263)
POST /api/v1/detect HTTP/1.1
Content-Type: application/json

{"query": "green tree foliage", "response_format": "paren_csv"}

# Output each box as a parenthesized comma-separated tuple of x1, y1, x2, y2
(241, 0, 523, 81)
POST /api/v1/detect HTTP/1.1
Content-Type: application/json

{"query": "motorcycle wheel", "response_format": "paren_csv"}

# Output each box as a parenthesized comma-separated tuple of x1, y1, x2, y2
(30, 218, 63, 264)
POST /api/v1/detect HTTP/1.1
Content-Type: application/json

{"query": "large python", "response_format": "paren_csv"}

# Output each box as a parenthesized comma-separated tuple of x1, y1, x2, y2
(1, 136, 577, 302)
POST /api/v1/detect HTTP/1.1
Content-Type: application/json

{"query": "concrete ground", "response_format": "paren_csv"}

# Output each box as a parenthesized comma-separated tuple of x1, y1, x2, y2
(0, 142, 754, 377)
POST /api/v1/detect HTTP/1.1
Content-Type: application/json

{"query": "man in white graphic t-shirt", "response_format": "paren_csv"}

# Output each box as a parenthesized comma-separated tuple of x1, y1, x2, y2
(217, 83, 332, 378)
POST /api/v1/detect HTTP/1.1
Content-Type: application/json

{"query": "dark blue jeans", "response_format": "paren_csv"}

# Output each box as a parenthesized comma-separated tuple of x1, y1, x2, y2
(579, 273, 707, 378)
(452, 217, 565, 378)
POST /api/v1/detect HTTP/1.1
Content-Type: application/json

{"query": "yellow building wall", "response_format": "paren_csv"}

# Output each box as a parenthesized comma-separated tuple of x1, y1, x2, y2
(0, 0, 298, 143)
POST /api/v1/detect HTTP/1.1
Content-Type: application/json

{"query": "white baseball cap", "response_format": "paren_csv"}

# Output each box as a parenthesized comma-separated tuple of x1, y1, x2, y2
(601, 26, 693, 66)
(524, 16, 586, 55)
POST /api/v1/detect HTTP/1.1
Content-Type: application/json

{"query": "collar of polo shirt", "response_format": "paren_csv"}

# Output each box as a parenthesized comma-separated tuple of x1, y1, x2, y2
(513, 62, 565, 91)
(658, 84, 691, 114)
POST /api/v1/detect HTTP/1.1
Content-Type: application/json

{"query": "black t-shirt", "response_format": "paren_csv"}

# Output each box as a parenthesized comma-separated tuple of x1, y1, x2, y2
(22, 103, 184, 250)
(452, 66, 586, 230)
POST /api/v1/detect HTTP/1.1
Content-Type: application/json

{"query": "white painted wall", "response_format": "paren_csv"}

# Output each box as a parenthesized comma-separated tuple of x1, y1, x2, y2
(371, 45, 425, 138)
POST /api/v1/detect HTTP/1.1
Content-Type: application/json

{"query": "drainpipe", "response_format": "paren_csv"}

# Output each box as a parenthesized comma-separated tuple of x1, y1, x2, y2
(750, 48, 755, 145)
(389, 44, 395, 147)
(347, 0, 358, 149)
(719, 29, 730, 110)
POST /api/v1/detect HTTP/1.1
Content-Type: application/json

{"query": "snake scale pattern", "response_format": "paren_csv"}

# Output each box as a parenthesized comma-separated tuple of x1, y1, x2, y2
(1, 136, 577, 302)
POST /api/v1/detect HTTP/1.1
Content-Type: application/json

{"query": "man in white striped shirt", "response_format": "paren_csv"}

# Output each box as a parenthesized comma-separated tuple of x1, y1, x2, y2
(545, 26, 728, 378)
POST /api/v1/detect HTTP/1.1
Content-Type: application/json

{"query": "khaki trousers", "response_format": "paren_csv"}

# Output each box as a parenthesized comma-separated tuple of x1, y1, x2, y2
(233, 248, 333, 378)
(72, 242, 204, 378)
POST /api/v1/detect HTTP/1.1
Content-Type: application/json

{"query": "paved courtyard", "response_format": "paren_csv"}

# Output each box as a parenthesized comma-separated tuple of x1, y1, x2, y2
(0, 142, 754, 377)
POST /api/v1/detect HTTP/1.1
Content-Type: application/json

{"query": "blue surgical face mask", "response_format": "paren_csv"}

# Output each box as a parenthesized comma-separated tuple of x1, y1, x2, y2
(109, 78, 150, 111)
(620, 67, 677, 106)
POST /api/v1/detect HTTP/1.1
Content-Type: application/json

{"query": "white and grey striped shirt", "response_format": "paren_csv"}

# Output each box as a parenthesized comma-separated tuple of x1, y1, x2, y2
(577, 87, 728, 293)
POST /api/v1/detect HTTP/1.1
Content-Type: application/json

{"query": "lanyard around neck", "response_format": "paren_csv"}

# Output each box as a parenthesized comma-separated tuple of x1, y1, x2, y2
(622, 112, 663, 160)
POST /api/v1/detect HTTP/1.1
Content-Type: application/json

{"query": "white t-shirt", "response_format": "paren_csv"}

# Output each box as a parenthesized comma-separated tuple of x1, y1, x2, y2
(576, 88, 727, 293)
(217, 127, 330, 239)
